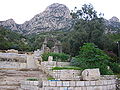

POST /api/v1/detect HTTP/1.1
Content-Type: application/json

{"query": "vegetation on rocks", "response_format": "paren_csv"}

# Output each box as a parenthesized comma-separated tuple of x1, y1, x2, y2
(52, 66, 82, 70)
(0, 3, 120, 75)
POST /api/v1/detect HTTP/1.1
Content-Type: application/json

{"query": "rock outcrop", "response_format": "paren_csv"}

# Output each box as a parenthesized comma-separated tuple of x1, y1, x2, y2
(81, 68, 101, 81)
(0, 3, 73, 35)
(105, 16, 120, 33)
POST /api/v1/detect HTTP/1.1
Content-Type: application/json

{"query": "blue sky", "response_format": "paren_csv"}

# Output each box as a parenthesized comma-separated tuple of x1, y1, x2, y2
(0, 0, 119, 24)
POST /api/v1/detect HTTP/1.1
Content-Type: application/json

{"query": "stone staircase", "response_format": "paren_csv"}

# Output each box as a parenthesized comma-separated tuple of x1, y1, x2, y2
(0, 69, 48, 90)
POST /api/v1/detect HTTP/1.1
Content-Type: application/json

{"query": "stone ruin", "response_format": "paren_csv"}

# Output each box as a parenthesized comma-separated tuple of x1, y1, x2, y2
(41, 37, 62, 53)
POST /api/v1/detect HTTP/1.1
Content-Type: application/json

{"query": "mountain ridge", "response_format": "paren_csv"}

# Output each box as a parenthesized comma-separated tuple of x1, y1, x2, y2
(0, 3, 120, 35)
(0, 3, 73, 35)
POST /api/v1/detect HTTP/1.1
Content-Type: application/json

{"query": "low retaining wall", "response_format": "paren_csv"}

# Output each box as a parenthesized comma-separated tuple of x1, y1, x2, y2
(40, 61, 70, 76)
(20, 79, 116, 90)
(20, 81, 41, 90)
(0, 61, 27, 69)
(51, 70, 81, 80)
(43, 80, 116, 90)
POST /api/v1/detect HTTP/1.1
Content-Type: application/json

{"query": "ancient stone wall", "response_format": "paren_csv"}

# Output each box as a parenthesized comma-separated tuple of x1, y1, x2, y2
(40, 61, 70, 76)
(20, 79, 116, 90)
(42, 80, 116, 90)
(51, 70, 81, 80)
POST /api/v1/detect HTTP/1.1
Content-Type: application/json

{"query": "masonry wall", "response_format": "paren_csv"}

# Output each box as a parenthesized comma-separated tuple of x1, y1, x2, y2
(40, 61, 70, 76)
(20, 79, 116, 90)
(43, 80, 116, 90)
(0, 61, 19, 69)
(51, 70, 81, 80)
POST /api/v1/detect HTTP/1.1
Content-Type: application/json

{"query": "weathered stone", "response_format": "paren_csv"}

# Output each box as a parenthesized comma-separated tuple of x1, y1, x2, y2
(76, 81, 84, 86)
(49, 81, 56, 86)
(75, 87, 82, 90)
(48, 56, 53, 62)
(62, 81, 69, 86)
(81, 68, 100, 81)
(56, 81, 63, 86)
(7, 49, 18, 53)
(69, 81, 76, 86)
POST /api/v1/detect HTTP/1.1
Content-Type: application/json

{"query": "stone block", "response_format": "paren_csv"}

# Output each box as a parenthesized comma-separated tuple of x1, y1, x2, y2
(60, 87, 68, 90)
(68, 87, 75, 90)
(76, 81, 84, 86)
(63, 81, 70, 86)
(48, 56, 53, 62)
(75, 87, 82, 90)
(44, 87, 60, 90)
(112, 84, 116, 89)
(107, 80, 112, 85)
(34, 81, 39, 85)
(69, 81, 76, 86)
(43, 81, 49, 87)
(86, 86, 94, 90)
(112, 79, 116, 84)
(29, 81, 34, 85)
(81, 87, 87, 90)
(49, 81, 56, 86)
(103, 80, 108, 85)
(56, 81, 63, 86)
(84, 81, 90, 86)
(90, 81, 96, 86)
(95, 80, 103, 85)
(21, 84, 26, 89)
(81, 68, 100, 81)
(93, 86, 103, 90)
(102, 86, 107, 90)
(25, 81, 30, 85)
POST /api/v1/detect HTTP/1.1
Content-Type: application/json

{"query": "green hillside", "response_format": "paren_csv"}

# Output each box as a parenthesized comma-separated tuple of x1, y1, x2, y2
(0, 26, 30, 51)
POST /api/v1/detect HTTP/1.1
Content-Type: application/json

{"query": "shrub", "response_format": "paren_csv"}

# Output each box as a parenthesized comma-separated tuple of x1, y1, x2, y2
(52, 66, 82, 70)
(47, 77, 55, 80)
(41, 52, 70, 62)
(109, 62, 120, 74)
(105, 50, 119, 63)
(70, 43, 113, 75)
(27, 78, 38, 81)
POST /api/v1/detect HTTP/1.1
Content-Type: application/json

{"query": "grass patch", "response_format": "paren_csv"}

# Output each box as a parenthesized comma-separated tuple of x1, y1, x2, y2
(52, 66, 82, 70)
(47, 77, 55, 80)
(27, 78, 39, 81)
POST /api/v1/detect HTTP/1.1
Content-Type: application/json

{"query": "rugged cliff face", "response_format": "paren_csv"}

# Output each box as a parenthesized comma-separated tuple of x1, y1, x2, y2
(0, 3, 73, 35)
(105, 16, 120, 33)
(0, 3, 120, 35)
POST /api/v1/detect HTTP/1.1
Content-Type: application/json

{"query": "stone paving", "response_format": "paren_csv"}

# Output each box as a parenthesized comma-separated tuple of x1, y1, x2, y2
(0, 69, 48, 90)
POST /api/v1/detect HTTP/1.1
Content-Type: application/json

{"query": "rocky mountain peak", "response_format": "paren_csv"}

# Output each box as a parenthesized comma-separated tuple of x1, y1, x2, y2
(0, 3, 73, 35)
(45, 3, 72, 18)
(109, 16, 119, 22)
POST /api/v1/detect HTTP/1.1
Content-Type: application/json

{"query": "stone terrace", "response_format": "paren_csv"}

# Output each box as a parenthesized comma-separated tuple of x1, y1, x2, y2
(0, 69, 48, 90)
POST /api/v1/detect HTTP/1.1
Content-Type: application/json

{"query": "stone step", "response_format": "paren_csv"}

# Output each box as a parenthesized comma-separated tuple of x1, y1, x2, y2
(0, 86, 20, 90)
(0, 81, 20, 86)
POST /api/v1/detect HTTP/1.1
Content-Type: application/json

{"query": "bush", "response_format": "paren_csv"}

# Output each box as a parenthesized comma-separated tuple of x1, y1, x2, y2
(41, 52, 70, 62)
(105, 50, 119, 63)
(109, 62, 120, 74)
(47, 77, 55, 80)
(70, 43, 113, 75)
(27, 78, 38, 81)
